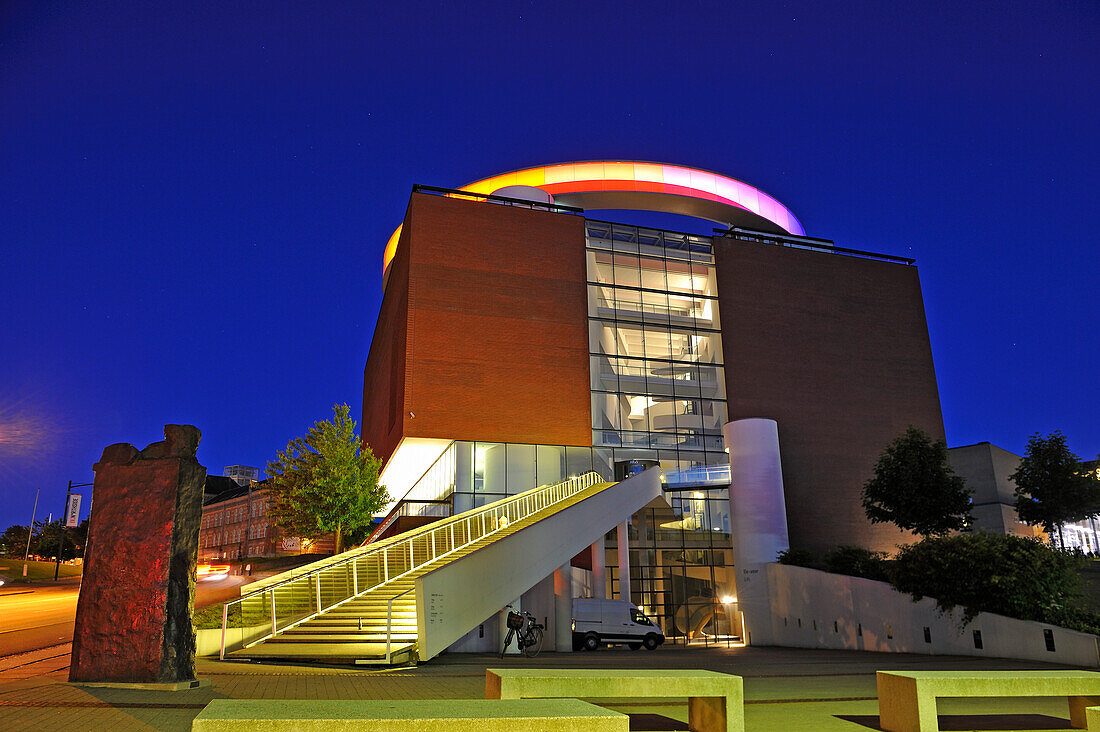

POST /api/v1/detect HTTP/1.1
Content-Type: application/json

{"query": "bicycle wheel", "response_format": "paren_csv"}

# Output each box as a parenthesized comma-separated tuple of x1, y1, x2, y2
(500, 628, 514, 658)
(522, 626, 544, 658)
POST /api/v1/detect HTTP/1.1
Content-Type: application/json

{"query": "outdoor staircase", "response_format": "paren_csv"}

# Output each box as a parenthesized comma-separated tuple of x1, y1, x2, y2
(219, 472, 615, 665)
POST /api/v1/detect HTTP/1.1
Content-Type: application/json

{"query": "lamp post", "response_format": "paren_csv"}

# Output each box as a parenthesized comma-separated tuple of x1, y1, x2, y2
(55, 481, 93, 581)
(23, 487, 40, 577)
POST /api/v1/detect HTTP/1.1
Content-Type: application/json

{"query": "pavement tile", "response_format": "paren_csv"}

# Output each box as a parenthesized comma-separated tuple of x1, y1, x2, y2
(0, 643, 1091, 731)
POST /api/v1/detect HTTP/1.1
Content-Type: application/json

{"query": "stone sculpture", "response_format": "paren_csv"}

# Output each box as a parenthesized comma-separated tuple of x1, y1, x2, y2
(69, 425, 206, 684)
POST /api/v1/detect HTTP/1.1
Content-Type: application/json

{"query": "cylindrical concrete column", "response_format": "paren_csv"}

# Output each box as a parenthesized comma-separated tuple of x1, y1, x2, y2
(724, 418, 789, 646)
(590, 540, 606, 599)
(553, 563, 572, 653)
(617, 521, 631, 604)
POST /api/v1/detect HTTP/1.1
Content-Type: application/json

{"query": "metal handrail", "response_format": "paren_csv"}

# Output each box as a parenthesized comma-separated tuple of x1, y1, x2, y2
(386, 587, 413, 662)
(219, 471, 603, 658)
(720, 227, 915, 265)
(412, 184, 584, 214)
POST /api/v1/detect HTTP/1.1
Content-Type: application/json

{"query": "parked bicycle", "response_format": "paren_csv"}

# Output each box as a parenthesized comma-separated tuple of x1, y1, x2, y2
(500, 605, 544, 658)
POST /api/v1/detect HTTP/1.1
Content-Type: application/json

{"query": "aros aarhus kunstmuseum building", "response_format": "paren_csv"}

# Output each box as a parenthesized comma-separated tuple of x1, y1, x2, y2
(359, 161, 944, 644)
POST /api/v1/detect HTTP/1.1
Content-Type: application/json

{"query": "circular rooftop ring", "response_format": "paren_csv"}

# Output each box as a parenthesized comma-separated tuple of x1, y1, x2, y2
(382, 161, 804, 280)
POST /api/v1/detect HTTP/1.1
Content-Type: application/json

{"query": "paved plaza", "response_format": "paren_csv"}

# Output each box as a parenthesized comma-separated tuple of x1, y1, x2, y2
(0, 642, 1089, 731)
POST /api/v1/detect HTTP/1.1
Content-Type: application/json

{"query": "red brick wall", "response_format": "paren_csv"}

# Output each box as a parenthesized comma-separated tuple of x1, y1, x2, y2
(715, 237, 944, 554)
(362, 216, 411, 464)
(401, 193, 591, 446)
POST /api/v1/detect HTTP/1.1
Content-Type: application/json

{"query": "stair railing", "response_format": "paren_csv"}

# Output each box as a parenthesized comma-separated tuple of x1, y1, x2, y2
(220, 471, 603, 659)
(386, 587, 413, 663)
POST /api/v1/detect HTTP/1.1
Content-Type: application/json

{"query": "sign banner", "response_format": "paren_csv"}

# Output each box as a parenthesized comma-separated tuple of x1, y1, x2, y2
(65, 494, 82, 527)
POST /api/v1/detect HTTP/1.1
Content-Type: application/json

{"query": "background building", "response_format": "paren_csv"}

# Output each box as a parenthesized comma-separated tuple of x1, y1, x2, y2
(950, 444, 1100, 552)
(199, 477, 334, 561)
(361, 162, 946, 638)
(223, 465, 260, 487)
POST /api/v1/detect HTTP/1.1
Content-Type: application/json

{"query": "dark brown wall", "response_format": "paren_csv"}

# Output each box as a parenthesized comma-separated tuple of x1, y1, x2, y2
(361, 214, 410, 465)
(363, 192, 592, 458)
(715, 238, 944, 554)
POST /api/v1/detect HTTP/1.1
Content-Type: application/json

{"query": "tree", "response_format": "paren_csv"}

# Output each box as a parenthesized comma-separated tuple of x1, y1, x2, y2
(267, 404, 389, 554)
(32, 519, 80, 560)
(0, 525, 31, 557)
(861, 426, 972, 537)
(1011, 431, 1100, 549)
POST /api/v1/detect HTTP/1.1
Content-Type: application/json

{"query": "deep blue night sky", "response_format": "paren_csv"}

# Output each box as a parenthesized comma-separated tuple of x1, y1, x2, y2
(2, 1, 1097, 528)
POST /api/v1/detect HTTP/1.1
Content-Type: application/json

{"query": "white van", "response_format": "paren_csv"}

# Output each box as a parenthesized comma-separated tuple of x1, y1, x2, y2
(571, 598, 665, 651)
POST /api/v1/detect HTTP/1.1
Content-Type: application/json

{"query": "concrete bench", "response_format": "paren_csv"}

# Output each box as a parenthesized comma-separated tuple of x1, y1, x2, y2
(485, 668, 744, 732)
(877, 670, 1100, 732)
(191, 698, 628, 731)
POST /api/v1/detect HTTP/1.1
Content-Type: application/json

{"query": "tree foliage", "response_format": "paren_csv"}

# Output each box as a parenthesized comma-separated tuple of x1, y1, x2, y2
(861, 426, 972, 537)
(1, 521, 86, 559)
(0, 525, 31, 557)
(267, 404, 388, 553)
(891, 532, 1082, 626)
(1011, 431, 1100, 547)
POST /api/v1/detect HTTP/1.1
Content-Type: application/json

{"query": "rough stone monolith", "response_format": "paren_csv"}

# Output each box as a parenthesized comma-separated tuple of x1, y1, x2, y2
(69, 425, 206, 684)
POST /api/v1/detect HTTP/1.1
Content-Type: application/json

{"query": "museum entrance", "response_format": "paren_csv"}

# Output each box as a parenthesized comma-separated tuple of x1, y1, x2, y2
(606, 491, 740, 645)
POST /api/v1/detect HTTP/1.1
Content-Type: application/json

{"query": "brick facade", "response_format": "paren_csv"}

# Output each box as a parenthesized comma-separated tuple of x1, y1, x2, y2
(363, 193, 592, 456)
(198, 487, 334, 560)
(714, 236, 944, 553)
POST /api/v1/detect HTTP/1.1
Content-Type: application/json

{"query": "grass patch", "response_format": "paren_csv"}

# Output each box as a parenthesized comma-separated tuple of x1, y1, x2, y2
(0, 559, 82, 582)
(193, 602, 242, 630)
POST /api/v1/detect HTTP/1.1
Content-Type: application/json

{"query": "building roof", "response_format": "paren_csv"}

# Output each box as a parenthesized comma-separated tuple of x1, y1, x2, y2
(203, 475, 264, 506)
(382, 161, 805, 281)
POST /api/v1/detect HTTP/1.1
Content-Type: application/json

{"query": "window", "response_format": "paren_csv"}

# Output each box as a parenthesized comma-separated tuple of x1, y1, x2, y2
(630, 608, 652, 625)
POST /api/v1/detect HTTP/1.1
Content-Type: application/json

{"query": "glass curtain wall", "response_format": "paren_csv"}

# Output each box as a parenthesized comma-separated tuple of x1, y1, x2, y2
(586, 221, 728, 472)
(587, 220, 736, 643)
(607, 490, 736, 643)
(449, 442, 614, 514)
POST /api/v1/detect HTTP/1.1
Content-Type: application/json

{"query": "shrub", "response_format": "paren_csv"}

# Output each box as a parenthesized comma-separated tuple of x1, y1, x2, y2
(891, 532, 1082, 626)
(776, 547, 821, 570)
(824, 545, 891, 582)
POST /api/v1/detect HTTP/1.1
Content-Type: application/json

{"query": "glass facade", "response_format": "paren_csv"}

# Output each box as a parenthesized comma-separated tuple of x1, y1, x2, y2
(446, 442, 614, 514)
(586, 220, 736, 643)
(609, 491, 736, 642)
(586, 220, 729, 471)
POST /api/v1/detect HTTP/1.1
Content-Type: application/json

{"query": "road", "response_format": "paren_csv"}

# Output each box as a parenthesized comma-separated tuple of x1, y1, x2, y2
(0, 575, 252, 657)
(0, 583, 78, 657)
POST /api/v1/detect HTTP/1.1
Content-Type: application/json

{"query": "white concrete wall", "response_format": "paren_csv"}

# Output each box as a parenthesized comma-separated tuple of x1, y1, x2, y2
(415, 468, 663, 660)
(766, 563, 1100, 667)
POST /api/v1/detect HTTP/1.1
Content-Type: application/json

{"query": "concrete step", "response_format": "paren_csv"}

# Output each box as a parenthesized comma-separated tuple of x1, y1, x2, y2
(304, 614, 418, 622)
(268, 629, 418, 638)
(299, 622, 417, 629)
(229, 641, 416, 664)
(289, 627, 418, 636)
